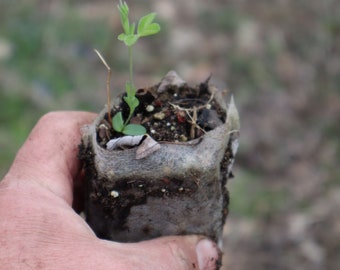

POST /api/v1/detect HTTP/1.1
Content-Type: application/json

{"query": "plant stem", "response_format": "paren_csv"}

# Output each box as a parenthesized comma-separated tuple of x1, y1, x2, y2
(123, 45, 135, 127)
(128, 45, 134, 93)
(125, 109, 134, 127)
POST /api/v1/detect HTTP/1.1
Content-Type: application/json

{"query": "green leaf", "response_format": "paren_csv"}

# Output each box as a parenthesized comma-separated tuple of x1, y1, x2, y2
(137, 13, 156, 33)
(129, 22, 136, 35)
(112, 112, 125, 132)
(137, 12, 160, 37)
(118, 0, 130, 34)
(124, 95, 139, 112)
(118, 0, 129, 14)
(140, 23, 161, 37)
(117, 33, 127, 42)
(123, 124, 146, 135)
(118, 33, 139, 46)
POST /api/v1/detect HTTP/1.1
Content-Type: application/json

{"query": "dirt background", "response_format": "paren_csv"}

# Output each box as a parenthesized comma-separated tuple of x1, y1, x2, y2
(0, 0, 339, 269)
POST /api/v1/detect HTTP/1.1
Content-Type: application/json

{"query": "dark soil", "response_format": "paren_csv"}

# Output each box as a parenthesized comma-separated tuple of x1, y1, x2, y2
(96, 77, 226, 146)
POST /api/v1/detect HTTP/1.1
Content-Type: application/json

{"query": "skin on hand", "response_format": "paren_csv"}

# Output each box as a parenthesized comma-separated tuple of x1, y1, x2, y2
(0, 111, 220, 270)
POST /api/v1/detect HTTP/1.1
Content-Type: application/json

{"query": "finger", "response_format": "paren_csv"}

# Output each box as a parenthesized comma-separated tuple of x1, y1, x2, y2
(99, 235, 221, 270)
(5, 111, 96, 205)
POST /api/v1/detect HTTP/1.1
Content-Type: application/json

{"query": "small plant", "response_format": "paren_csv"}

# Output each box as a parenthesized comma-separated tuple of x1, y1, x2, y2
(111, 0, 160, 135)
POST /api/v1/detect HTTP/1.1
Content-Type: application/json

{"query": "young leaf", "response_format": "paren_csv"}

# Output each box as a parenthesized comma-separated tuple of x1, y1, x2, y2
(118, 33, 139, 47)
(137, 13, 160, 37)
(123, 124, 146, 135)
(138, 13, 156, 33)
(112, 112, 125, 132)
(124, 95, 139, 113)
(129, 22, 136, 35)
(118, 0, 130, 34)
(141, 23, 160, 37)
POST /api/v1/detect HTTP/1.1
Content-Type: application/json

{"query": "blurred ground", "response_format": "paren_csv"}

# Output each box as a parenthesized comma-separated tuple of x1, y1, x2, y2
(0, 0, 339, 269)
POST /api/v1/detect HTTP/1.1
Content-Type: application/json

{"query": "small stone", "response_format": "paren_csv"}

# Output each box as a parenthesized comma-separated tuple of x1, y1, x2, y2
(110, 190, 119, 198)
(170, 126, 176, 131)
(150, 129, 156, 134)
(161, 188, 166, 193)
(146, 105, 154, 112)
(178, 187, 184, 192)
(197, 109, 223, 129)
(166, 122, 171, 126)
(153, 112, 166, 120)
(179, 134, 188, 142)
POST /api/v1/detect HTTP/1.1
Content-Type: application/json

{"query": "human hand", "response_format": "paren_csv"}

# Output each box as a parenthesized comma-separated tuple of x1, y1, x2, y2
(0, 111, 220, 270)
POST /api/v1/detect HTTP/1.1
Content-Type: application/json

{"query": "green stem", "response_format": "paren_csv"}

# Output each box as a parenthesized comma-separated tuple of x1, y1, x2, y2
(123, 45, 135, 127)
(124, 107, 134, 127)
(128, 45, 134, 93)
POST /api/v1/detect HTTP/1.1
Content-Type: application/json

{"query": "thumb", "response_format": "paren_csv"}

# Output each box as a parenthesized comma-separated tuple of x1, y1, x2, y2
(99, 235, 221, 270)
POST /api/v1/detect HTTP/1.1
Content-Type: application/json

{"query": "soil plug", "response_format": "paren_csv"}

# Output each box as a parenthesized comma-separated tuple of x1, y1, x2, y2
(79, 72, 240, 245)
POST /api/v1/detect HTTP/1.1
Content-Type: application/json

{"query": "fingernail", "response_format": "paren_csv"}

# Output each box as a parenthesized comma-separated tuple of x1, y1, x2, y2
(196, 239, 220, 270)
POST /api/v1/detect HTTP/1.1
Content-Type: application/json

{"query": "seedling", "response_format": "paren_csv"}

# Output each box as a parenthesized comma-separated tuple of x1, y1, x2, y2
(112, 0, 160, 135)
(95, 1, 160, 136)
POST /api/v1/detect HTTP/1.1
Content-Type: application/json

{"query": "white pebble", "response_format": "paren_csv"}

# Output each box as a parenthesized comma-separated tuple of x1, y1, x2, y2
(146, 105, 154, 112)
(110, 190, 119, 198)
